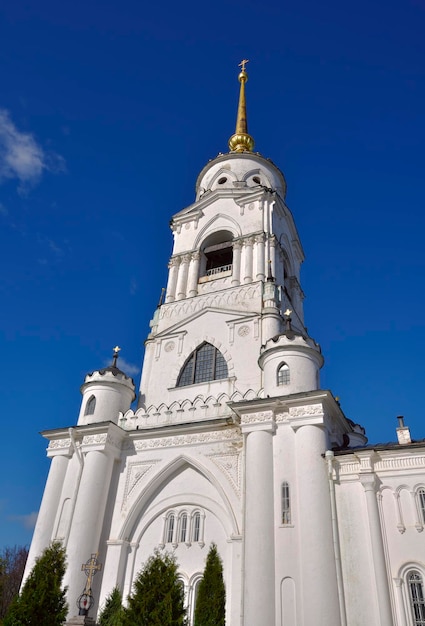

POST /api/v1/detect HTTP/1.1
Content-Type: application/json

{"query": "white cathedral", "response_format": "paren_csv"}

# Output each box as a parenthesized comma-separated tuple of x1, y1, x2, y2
(24, 64, 425, 626)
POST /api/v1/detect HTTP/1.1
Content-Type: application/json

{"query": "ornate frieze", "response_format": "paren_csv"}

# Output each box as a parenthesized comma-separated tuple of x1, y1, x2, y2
(160, 282, 262, 321)
(48, 438, 72, 450)
(240, 410, 274, 425)
(289, 404, 323, 417)
(131, 428, 240, 451)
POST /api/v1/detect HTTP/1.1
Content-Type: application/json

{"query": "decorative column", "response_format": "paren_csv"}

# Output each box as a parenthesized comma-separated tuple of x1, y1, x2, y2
(241, 410, 275, 626)
(359, 469, 394, 626)
(165, 256, 180, 303)
(295, 421, 341, 625)
(269, 235, 276, 278)
(255, 233, 266, 281)
(175, 253, 190, 300)
(186, 251, 200, 297)
(231, 240, 242, 286)
(22, 443, 71, 584)
(393, 578, 408, 626)
(243, 237, 254, 284)
(63, 426, 123, 620)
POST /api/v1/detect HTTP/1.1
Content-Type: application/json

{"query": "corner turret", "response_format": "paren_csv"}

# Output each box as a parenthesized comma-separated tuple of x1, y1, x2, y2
(78, 347, 136, 425)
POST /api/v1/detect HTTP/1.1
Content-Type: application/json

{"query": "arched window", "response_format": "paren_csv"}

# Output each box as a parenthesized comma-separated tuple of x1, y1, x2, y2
(418, 489, 425, 524)
(166, 513, 175, 543)
(179, 513, 188, 543)
(84, 395, 96, 416)
(408, 570, 425, 625)
(192, 512, 201, 542)
(177, 343, 228, 387)
(277, 363, 290, 386)
(281, 482, 291, 525)
(191, 578, 202, 625)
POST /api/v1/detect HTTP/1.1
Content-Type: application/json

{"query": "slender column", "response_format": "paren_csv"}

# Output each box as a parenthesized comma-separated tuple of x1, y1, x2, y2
(175, 253, 190, 300)
(63, 435, 120, 618)
(23, 451, 70, 584)
(359, 474, 394, 625)
(393, 578, 408, 626)
(269, 235, 276, 277)
(241, 415, 275, 626)
(231, 240, 242, 286)
(296, 425, 341, 624)
(187, 251, 200, 297)
(243, 237, 254, 284)
(255, 234, 265, 281)
(165, 256, 180, 303)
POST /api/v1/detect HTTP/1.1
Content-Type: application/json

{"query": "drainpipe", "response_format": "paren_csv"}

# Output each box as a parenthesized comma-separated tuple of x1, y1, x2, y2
(325, 450, 347, 626)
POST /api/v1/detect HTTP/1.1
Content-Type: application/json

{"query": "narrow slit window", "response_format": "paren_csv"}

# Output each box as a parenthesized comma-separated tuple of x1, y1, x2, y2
(418, 489, 425, 524)
(193, 512, 201, 542)
(84, 395, 96, 416)
(277, 363, 290, 386)
(282, 482, 291, 525)
(408, 571, 425, 626)
(166, 514, 175, 543)
(180, 513, 188, 543)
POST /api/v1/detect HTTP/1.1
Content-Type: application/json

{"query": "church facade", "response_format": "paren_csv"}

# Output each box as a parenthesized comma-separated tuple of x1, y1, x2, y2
(24, 66, 425, 626)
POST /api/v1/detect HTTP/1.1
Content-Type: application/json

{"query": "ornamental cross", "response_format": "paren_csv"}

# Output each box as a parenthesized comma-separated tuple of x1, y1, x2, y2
(239, 59, 249, 72)
(81, 553, 102, 593)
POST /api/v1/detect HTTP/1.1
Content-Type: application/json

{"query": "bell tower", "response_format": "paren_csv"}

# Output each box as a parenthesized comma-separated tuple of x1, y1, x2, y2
(135, 62, 320, 428)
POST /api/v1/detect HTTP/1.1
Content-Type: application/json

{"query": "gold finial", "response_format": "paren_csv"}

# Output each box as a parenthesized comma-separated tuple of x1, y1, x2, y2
(284, 309, 292, 317)
(228, 60, 255, 153)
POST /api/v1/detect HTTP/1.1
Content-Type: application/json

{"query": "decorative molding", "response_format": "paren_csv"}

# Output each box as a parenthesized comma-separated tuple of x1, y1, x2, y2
(164, 341, 175, 352)
(275, 411, 290, 423)
(48, 438, 72, 451)
(122, 460, 160, 510)
(289, 404, 323, 417)
(238, 325, 250, 337)
(82, 432, 123, 451)
(240, 410, 273, 424)
(337, 455, 425, 476)
(160, 282, 262, 321)
(208, 452, 242, 497)
(132, 428, 240, 451)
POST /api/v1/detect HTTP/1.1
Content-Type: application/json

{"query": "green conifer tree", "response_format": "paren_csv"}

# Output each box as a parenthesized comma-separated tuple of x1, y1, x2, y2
(98, 587, 125, 626)
(3, 542, 67, 626)
(123, 549, 186, 626)
(194, 543, 225, 626)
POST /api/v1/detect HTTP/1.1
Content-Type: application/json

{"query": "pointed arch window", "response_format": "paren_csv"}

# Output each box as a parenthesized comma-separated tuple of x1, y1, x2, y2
(84, 395, 96, 416)
(277, 363, 290, 386)
(177, 342, 228, 387)
(281, 482, 291, 525)
(408, 570, 425, 625)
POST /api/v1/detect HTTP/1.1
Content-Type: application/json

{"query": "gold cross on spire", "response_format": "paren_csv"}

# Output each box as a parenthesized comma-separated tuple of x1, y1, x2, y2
(239, 59, 249, 72)
(113, 346, 121, 354)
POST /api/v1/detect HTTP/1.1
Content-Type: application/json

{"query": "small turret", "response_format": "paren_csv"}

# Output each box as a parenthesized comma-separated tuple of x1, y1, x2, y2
(78, 346, 136, 426)
(259, 312, 323, 397)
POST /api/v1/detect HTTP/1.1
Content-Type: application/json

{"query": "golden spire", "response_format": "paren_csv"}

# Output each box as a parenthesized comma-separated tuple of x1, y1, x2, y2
(228, 59, 255, 153)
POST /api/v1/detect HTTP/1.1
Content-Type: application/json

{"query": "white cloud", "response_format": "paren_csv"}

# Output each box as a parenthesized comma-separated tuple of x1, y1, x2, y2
(119, 358, 140, 377)
(9, 511, 38, 529)
(0, 109, 65, 192)
(104, 355, 140, 377)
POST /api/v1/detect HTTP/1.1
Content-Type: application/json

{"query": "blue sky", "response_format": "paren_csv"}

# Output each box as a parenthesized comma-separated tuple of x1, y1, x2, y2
(0, 0, 424, 548)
